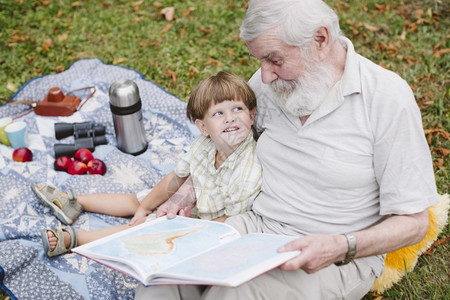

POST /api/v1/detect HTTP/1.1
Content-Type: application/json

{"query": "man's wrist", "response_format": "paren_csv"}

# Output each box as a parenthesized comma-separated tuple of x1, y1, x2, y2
(335, 233, 357, 266)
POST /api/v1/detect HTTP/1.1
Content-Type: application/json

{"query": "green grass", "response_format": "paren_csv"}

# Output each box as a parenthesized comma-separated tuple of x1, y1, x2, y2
(0, 0, 448, 299)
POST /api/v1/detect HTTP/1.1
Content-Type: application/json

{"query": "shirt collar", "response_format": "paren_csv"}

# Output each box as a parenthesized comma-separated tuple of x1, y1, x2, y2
(206, 131, 254, 173)
(340, 37, 361, 97)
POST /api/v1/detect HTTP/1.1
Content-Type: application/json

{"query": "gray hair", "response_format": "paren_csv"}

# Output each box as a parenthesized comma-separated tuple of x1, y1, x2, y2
(240, 0, 342, 48)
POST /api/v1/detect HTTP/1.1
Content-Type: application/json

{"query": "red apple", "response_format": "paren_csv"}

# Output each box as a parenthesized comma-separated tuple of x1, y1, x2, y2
(74, 148, 94, 164)
(54, 156, 72, 171)
(87, 158, 107, 175)
(67, 160, 88, 175)
(12, 147, 33, 162)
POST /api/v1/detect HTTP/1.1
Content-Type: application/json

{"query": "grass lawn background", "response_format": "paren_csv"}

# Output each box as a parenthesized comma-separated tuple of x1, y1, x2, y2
(0, 0, 448, 299)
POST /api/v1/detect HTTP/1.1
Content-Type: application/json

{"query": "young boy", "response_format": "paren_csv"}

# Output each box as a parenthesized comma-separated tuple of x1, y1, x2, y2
(33, 71, 262, 257)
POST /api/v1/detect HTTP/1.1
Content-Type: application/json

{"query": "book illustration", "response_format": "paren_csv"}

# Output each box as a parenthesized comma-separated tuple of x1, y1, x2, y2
(121, 225, 205, 256)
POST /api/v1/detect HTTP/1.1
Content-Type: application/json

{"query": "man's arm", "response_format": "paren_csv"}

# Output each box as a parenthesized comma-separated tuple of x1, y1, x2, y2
(129, 171, 189, 225)
(156, 176, 196, 219)
(278, 209, 429, 274)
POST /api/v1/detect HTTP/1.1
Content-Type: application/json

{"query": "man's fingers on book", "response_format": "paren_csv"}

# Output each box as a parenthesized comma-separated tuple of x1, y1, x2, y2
(278, 238, 302, 252)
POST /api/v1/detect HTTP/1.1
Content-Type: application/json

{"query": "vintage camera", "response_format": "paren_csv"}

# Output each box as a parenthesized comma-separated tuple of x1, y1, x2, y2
(53, 121, 107, 157)
(34, 87, 81, 117)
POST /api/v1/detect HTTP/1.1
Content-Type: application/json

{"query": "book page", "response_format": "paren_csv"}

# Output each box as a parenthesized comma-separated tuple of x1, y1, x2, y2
(153, 233, 300, 286)
(72, 216, 241, 283)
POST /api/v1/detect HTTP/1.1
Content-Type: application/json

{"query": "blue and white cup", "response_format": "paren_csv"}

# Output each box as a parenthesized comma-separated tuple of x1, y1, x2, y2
(5, 121, 29, 149)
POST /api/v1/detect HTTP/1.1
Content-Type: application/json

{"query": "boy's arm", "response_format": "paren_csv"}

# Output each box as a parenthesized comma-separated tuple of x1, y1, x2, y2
(129, 171, 188, 225)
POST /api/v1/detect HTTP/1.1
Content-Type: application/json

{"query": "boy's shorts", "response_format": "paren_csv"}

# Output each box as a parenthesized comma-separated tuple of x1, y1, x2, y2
(136, 189, 152, 203)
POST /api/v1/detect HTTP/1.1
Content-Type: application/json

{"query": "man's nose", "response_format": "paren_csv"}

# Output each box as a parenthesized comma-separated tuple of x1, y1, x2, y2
(260, 61, 278, 84)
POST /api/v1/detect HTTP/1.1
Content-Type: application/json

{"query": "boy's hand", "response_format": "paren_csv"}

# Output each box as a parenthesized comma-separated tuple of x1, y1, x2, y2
(129, 206, 151, 226)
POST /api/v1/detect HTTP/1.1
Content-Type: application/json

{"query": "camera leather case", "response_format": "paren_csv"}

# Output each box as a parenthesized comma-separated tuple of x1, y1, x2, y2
(34, 87, 81, 117)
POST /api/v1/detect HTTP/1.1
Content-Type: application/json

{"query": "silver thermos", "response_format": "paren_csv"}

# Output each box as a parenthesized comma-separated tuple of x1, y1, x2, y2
(109, 79, 148, 155)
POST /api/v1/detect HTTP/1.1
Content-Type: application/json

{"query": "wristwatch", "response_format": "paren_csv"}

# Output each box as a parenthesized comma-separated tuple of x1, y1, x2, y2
(335, 233, 357, 266)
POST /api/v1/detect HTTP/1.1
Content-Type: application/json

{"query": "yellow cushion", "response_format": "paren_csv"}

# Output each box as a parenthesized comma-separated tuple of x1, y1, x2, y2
(370, 194, 449, 293)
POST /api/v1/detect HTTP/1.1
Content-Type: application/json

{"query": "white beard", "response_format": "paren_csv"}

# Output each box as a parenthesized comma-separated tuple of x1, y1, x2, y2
(270, 57, 335, 117)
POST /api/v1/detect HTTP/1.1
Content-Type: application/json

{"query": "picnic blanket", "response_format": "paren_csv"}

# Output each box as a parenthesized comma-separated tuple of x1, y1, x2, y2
(0, 58, 198, 299)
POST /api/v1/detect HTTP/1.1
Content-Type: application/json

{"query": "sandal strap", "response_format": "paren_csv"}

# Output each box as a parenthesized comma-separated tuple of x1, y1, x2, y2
(66, 189, 80, 209)
(63, 226, 78, 250)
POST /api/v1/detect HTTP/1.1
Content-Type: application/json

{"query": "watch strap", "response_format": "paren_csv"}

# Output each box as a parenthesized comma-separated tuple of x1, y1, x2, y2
(335, 233, 357, 266)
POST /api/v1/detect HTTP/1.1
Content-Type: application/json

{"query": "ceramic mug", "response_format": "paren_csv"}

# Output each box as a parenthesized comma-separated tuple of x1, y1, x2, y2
(5, 121, 29, 149)
(0, 117, 13, 146)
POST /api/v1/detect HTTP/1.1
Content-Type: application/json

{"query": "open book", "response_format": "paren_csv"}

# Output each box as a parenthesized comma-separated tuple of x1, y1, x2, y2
(72, 216, 300, 287)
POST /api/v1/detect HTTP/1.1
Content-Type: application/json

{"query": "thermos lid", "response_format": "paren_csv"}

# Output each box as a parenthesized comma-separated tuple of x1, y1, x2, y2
(109, 80, 140, 107)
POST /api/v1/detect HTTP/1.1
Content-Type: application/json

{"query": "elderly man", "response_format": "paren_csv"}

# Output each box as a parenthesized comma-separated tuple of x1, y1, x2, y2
(135, 0, 438, 299)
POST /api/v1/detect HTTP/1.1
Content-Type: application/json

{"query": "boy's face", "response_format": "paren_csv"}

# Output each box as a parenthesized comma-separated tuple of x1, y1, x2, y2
(195, 100, 255, 153)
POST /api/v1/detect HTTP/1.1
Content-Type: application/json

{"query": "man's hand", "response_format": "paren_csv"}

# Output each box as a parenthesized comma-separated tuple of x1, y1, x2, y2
(156, 176, 196, 219)
(278, 234, 348, 274)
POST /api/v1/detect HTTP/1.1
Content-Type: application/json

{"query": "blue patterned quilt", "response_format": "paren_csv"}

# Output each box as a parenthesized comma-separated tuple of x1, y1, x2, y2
(0, 58, 198, 299)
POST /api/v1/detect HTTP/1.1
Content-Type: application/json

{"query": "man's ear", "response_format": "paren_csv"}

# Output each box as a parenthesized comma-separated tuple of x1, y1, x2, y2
(195, 119, 209, 136)
(314, 27, 330, 57)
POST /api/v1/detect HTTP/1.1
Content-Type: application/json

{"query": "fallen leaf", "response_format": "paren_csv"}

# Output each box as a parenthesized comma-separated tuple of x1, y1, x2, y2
(433, 147, 450, 157)
(362, 23, 379, 32)
(424, 128, 450, 142)
(56, 9, 63, 18)
(165, 68, 177, 84)
(204, 56, 223, 67)
(399, 55, 418, 65)
(131, 0, 143, 8)
(180, 28, 186, 39)
(161, 23, 173, 33)
(71, 1, 82, 7)
(55, 65, 64, 73)
(8, 30, 28, 43)
(41, 38, 52, 52)
(39, 0, 51, 7)
(113, 57, 128, 64)
(226, 48, 234, 56)
(182, 8, 194, 17)
(434, 158, 445, 170)
(188, 66, 199, 78)
(432, 48, 450, 57)
(415, 9, 424, 19)
(7, 82, 16, 92)
(161, 7, 175, 21)
(153, 2, 163, 8)
(58, 33, 68, 41)
(423, 236, 450, 255)
(200, 26, 214, 34)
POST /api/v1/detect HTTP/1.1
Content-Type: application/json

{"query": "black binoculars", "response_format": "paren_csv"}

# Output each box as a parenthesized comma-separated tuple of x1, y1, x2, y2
(54, 121, 107, 157)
